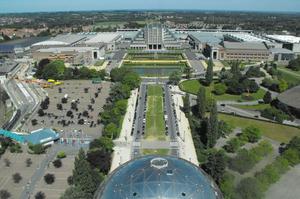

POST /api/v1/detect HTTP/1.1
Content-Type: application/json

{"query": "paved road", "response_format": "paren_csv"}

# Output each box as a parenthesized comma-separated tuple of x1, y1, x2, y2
(106, 50, 126, 73)
(184, 50, 205, 75)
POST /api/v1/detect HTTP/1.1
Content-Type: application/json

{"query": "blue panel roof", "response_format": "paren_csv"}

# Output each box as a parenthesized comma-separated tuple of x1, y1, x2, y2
(24, 128, 60, 145)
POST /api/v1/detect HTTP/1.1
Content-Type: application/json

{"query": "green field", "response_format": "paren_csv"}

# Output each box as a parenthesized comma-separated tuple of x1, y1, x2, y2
(142, 149, 169, 156)
(278, 66, 300, 86)
(145, 85, 166, 141)
(219, 114, 300, 143)
(179, 80, 266, 101)
(232, 104, 271, 111)
(125, 53, 184, 61)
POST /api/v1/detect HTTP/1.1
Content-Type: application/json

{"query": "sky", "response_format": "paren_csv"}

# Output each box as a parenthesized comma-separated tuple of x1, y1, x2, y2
(0, 0, 300, 13)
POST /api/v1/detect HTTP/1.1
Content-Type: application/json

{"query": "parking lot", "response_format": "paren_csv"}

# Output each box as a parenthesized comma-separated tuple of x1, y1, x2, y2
(22, 80, 111, 140)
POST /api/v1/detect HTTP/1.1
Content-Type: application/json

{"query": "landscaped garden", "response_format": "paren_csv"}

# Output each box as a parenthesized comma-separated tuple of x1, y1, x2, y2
(125, 52, 184, 60)
(145, 85, 166, 141)
(219, 114, 300, 143)
(179, 80, 266, 101)
(142, 149, 169, 156)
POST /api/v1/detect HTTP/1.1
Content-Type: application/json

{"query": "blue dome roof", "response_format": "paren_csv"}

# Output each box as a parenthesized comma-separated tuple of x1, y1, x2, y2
(96, 155, 222, 199)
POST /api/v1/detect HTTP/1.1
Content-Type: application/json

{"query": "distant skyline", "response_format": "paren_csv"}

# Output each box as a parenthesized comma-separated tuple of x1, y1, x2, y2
(1, 0, 300, 13)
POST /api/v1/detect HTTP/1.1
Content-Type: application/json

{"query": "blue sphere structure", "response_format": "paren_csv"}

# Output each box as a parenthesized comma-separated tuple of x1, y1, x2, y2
(95, 155, 223, 199)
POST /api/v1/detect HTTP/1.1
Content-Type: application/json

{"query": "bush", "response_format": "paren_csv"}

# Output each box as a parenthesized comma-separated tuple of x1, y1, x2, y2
(12, 173, 22, 183)
(223, 138, 244, 153)
(240, 126, 262, 143)
(9, 143, 22, 153)
(35, 191, 46, 199)
(57, 151, 66, 159)
(28, 144, 45, 154)
(245, 66, 265, 78)
(236, 178, 263, 199)
(0, 190, 11, 199)
(229, 141, 273, 174)
(52, 159, 62, 168)
(213, 84, 227, 95)
(26, 158, 32, 167)
(67, 176, 74, 185)
(44, 173, 55, 184)
(219, 172, 236, 199)
(261, 107, 290, 123)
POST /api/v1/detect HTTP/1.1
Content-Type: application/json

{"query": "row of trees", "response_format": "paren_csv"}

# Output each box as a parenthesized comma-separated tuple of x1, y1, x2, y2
(35, 59, 106, 80)
(60, 68, 141, 198)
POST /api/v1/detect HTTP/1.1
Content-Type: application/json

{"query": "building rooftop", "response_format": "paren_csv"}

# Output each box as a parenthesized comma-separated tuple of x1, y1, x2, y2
(33, 34, 86, 46)
(0, 37, 49, 49)
(223, 41, 268, 50)
(37, 46, 100, 53)
(270, 48, 294, 54)
(189, 32, 223, 44)
(227, 33, 270, 43)
(85, 32, 121, 44)
(96, 155, 222, 199)
(266, 35, 300, 44)
(278, 85, 300, 110)
(24, 128, 60, 145)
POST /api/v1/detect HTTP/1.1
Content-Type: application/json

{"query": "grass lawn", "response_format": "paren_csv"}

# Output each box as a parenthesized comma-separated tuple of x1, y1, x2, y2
(278, 66, 300, 86)
(145, 85, 166, 141)
(142, 149, 169, 156)
(219, 114, 300, 143)
(179, 80, 266, 102)
(232, 104, 271, 111)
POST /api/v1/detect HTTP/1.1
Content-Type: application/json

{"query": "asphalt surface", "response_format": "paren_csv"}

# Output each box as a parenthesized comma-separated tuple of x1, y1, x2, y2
(184, 50, 206, 75)
(131, 81, 180, 158)
(106, 50, 126, 73)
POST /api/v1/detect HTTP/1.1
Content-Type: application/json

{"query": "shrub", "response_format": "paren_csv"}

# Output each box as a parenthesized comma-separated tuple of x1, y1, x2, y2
(0, 190, 11, 199)
(223, 138, 244, 153)
(57, 151, 66, 159)
(240, 126, 262, 143)
(67, 176, 74, 185)
(9, 143, 22, 153)
(229, 141, 273, 174)
(236, 178, 263, 199)
(28, 144, 45, 154)
(44, 173, 55, 184)
(213, 84, 227, 95)
(12, 173, 22, 183)
(35, 191, 45, 199)
(52, 159, 62, 168)
(261, 107, 290, 123)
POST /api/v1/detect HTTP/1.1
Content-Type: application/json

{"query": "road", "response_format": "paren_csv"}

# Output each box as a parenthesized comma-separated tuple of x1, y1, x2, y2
(184, 50, 206, 75)
(131, 80, 180, 158)
(106, 50, 126, 73)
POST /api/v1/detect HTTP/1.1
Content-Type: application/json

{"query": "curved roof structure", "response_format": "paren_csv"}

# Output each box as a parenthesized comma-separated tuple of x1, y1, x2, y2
(95, 155, 222, 199)
(278, 85, 300, 109)
(32, 40, 69, 46)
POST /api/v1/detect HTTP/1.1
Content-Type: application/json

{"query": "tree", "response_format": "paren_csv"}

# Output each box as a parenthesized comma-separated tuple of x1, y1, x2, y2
(121, 72, 141, 89)
(205, 59, 213, 85)
(53, 159, 63, 168)
(263, 91, 272, 104)
(44, 173, 55, 184)
(184, 66, 192, 79)
(89, 137, 114, 152)
(86, 148, 112, 174)
(236, 178, 263, 199)
(169, 71, 181, 85)
(278, 79, 288, 93)
(26, 158, 32, 167)
(183, 93, 191, 115)
(35, 191, 46, 199)
(0, 190, 11, 199)
(288, 56, 300, 71)
(38, 109, 45, 117)
(28, 144, 45, 154)
(12, 173, 22, 183)
(241, 126, 262, 143)
(213, 84, 227, 95)
(197, 86, 206, 119)
(230, 61, 242, 80)
(202, 150, 227, 184)
(72, 148, 98, 198)
(60, 186, 88, 199)
(103, 123, 118, 139)
(67, 176, 74, 186)
(40, 60, 66, 80)
(207, 100, 218, 148)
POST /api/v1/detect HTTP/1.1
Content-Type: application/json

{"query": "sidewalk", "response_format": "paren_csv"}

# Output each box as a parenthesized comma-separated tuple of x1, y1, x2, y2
(171, 86, 199, 166)
(110, 89, 138, 172)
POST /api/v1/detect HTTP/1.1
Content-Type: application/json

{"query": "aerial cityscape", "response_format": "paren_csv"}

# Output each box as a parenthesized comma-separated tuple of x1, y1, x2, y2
(0, 0, 300, 199)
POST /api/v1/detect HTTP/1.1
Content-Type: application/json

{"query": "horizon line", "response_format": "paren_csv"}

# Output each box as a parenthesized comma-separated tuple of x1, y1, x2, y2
(1, 8, 300, 15)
